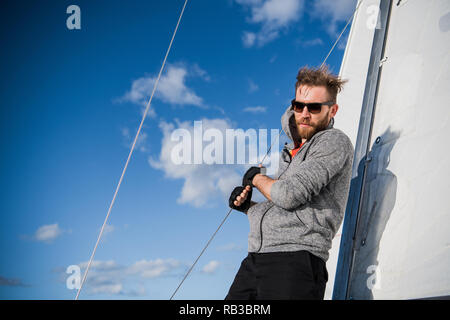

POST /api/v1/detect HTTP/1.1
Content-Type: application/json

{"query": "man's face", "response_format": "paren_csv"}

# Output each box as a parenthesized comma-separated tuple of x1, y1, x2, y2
(294, 85, 338, 142)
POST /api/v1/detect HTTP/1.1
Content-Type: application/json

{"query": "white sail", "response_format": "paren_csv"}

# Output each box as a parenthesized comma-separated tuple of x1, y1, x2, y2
(330, 0, 450, 299)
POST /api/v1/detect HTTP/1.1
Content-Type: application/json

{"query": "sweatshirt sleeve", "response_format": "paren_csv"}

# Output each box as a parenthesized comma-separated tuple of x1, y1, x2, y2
(270, 131, 352, 210)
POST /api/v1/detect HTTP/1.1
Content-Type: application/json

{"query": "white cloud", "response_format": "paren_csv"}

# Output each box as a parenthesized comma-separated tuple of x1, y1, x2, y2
(243, 106, 267, 113)
(78, 260, 120, 271)
(301, 37, 324, 47)
(89, 283, 123, 295)
(119, 64, 208, 108)
(191, 63, 211, 82)
(242, 31, 257, 47)
(201, 260, 220, 274)
(70, 256, 230, 297)
(103, 224, 115, 235)
(236, 0, 305, 47)
(76, 260, 125, 296)
(250, 0, 302, 27)
(248, 79, 259, 93)
(127, 258, 181, 278)
(236, 0, 357, 49)
(121, 127, 149, 153)
(148, 118, 243, 208)
(310, 0, 357, 38)
(74, 258, 181, 297)
(34, 223, 63, 243)
(216, 243, 244, 252)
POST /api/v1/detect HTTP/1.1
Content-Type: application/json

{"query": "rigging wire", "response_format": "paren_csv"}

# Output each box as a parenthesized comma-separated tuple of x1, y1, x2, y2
(320, 0, 362, 68)
(169, 0, 363, 300)
(75, 0, 189, 300)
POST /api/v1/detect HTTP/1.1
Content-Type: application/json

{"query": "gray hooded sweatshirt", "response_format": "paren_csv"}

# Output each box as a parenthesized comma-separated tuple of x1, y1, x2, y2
(246, 105, 354, 262)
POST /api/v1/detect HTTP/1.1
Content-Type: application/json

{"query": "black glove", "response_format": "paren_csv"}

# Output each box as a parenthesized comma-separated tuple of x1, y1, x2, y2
(242, 166, 266, 187)
(229, 186, 253, 213)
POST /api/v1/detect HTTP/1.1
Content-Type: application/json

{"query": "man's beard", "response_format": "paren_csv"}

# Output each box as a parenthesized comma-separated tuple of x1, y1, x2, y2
(297, 113, 330, 141)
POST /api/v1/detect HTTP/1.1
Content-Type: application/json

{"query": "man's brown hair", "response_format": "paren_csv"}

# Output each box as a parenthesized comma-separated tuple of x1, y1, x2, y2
(295, 65, 347, 103)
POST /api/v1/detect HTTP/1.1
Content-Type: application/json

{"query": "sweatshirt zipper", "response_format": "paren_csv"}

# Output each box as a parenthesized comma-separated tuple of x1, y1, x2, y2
(255, 143, 302, 253)
(256, 204, 274, 253)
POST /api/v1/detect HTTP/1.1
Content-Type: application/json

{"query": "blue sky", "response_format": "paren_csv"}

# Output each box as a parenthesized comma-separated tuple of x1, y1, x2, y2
(0, 0, 356, 299)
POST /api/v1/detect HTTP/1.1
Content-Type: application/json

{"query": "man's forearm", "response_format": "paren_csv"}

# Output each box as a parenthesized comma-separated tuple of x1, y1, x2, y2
(252, 174, 276, 201)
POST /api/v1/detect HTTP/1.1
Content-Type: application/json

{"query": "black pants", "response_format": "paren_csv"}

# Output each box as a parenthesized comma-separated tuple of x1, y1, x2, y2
(225, 251, 328, 300)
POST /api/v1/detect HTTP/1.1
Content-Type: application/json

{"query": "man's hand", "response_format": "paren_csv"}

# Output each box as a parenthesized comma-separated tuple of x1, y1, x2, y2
(229, 165, 266, 213)
(242, 166, 266, 187)
(229, 185, 252, 213)
(233, 185, 251, 206)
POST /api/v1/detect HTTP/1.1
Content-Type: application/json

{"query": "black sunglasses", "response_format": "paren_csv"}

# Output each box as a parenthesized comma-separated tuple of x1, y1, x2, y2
(291, 99, 335, 114)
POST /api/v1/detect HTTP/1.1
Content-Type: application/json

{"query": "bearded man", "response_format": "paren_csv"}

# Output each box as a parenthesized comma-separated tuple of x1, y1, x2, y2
(226, 66, 354, 300)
